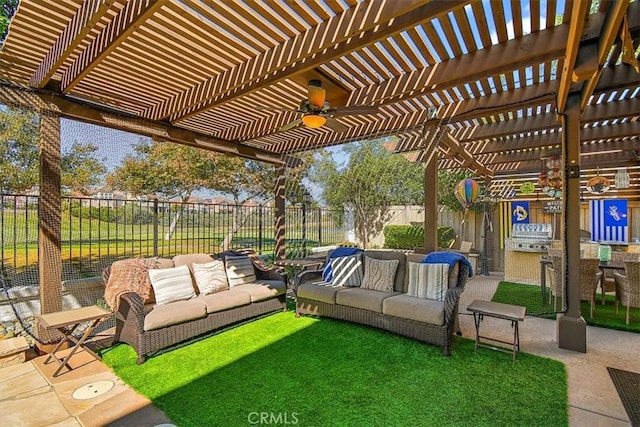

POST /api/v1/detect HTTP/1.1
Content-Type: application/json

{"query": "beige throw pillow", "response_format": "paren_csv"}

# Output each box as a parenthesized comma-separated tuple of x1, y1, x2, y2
(148, 264, 196, 305)
(193, 260, 229, 295)
(225, 256, 256, 287)
(406, 262, 449, 301)
(360, 257, 399, 293)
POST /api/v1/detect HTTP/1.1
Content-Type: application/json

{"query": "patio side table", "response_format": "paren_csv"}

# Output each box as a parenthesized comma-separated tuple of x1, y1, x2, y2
(37, 306, 112, 377)
(467, 299, 526, 362)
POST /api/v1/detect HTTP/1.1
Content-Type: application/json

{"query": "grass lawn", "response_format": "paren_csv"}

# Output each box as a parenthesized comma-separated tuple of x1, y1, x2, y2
(103, 311, 568, 427)
(492, 281, 640, 333)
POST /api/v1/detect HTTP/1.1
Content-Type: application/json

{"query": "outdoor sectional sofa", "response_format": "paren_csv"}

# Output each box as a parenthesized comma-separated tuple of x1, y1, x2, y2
(295, 249, 471, 355)
(105, 251, 286, 363)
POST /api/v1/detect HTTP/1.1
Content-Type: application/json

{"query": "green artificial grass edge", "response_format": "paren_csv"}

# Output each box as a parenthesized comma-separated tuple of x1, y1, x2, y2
(492, 281, 640, 333)
(102, 311, 568, 427)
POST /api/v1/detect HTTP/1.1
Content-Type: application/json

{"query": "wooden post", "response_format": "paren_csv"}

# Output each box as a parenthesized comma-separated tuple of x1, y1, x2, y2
(36, 111, 63, 348)
(38, 111, 63, 314)
(274, 165, 286, 260)
(558, 92, 587, 353)
(423, 149, 438, 252)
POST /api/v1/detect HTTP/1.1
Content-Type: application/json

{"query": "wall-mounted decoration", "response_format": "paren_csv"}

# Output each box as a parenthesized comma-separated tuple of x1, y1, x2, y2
(539, 150, 562, 199)
(586, 173, 611, 195)
(615, 168, 630, 189)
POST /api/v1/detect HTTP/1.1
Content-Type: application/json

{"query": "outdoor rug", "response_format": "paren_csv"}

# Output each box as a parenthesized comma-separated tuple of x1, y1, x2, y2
(607, 367, 640, 427)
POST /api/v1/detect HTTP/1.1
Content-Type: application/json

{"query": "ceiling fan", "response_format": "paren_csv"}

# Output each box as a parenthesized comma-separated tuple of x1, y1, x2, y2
(275, 80, 379, 133)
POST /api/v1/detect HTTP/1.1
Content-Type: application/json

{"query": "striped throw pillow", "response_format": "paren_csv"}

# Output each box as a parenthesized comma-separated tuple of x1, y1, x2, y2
(148, 264, 196, 305)
(225, 256, 256, 287)
(330, 253, 363, 287)
(406, 262, 449, 301)
(361, 257, 399, 293)
(193, 260, 229, 295)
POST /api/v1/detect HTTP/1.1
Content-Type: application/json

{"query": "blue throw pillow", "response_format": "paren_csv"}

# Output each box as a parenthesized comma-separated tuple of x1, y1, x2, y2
(322, 247, 363, 281)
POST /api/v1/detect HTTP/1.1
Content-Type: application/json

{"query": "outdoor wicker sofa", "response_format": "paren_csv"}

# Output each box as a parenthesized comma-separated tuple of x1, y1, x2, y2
(107, 251, 286, 364)
(295, 249, 471, 355)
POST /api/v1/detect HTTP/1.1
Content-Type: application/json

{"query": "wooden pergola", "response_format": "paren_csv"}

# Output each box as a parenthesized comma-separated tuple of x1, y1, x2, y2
(1, 0, 639, 352)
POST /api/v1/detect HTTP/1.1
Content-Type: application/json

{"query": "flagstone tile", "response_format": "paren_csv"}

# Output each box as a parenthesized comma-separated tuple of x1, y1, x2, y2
(0, 363, 49, 400)
(77, 387, 173, 427)
(0, 389, 70, 427)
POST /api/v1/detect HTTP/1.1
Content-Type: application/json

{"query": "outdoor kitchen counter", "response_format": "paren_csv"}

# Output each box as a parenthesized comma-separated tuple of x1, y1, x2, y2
(504, 250, 543, 286)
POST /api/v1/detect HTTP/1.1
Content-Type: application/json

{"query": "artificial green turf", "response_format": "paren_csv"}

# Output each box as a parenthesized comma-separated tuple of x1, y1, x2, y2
(102, 311, 568, 427)
(492, 281, 640, 333)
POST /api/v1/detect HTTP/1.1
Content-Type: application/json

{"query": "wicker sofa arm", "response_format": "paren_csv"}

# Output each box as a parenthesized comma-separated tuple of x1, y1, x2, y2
(443, 286, 464, 327)
(117, 292, 146, 333)
(256, 267, 286, 281)
(443, 262, 470, 327)
(294, 269, 323, 293)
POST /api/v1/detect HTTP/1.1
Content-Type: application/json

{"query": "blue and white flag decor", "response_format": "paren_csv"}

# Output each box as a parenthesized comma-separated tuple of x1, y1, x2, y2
(590, 199, 628, 242)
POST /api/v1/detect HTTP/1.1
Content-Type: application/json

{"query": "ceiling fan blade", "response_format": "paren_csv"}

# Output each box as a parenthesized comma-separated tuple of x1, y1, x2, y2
(324, 117, 349, 133)
(331, 105, 379, 116)
(308, 80, 326, 108)
(278, 118, 303, 132)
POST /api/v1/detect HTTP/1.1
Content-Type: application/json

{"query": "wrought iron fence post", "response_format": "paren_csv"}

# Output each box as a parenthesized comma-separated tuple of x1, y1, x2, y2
(258, 205, 263, 254)
(317, 208, 322, 246)
(153, 198, 159, 257)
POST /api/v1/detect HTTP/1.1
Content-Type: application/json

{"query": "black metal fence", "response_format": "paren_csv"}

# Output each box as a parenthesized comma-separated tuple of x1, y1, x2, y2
(1, 194, 344, 284)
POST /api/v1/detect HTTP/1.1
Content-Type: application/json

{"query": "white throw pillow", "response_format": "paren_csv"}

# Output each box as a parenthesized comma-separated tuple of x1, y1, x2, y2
(406, 262, 449, 301)
(148, 264, 196, 305)
(225, 256, 256, 287)
(192, 260, 229, 295)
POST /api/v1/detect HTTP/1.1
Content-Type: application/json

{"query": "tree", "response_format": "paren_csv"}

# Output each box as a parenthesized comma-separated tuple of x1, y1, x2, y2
(313, 139, 424, 248)
(0, 0, 18, 42)
(0, 107, 105, 194)
(107, 139, 218, 239)
(61, 141, 107, 194)
(209, 151, 316, 249)
(0, 107, 39, 193)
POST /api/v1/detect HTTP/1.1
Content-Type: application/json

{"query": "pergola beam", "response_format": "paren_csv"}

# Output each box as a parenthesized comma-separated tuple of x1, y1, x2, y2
(489, 151, 639, 175)
(0, 81, 289, 166)
(30, 0, 116, 88)
(168, 0, 457, 123)
(556, 0, 590, 114)
(60, 0, 168, 93)
(440, 131, 492, 177)
(480, 137, 640, 164)
(579, 1, 630, 111)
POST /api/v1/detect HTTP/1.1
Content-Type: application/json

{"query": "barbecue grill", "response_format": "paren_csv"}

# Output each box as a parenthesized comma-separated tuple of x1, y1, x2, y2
(504, 223, 553, 253)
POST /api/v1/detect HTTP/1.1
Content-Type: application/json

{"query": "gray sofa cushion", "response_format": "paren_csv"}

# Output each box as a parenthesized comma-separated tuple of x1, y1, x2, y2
(382, 294, 445, 325)
(363, 250, 407, 292)
(298, 281, 346, 304)
(144, 299, 207, 331)
(234, 280, 286, 302)
(196, 287, 252, 313)
(336, 288, 401, 313)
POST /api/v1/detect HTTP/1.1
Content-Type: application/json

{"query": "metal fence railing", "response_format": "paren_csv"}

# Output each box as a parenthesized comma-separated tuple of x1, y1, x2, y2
(1, 194, 345, 283)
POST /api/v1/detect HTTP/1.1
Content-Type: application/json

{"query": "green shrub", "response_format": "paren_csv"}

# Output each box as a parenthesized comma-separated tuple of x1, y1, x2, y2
(383, 225, 455, 249)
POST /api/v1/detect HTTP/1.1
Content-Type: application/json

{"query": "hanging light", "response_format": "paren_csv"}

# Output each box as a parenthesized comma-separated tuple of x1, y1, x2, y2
(302, 114, 326, 128)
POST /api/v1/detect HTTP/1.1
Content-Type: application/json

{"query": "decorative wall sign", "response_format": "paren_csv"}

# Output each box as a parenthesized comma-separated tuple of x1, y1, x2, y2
(519, 182, 535, 194)
(586, 175, 611, 195)
(543, 200, 562, 213)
